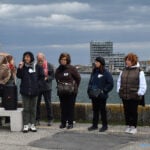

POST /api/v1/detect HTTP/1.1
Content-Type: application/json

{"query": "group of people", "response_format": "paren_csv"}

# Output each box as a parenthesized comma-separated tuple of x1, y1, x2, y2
(17, 51, 81, 132)
(87, 53, 147, 134)
(0, 51, 147, 134)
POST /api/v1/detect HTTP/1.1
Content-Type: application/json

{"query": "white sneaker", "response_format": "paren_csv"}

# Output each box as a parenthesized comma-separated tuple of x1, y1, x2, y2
(125, 126, 131, 133)
(23, 125, 29, 133)
(129, 126, 137, 134)
(30, 124, 37, 132)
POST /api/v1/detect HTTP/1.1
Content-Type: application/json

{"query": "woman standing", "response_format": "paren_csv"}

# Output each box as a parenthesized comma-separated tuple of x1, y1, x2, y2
(0, 54, 17, 123)
(17, 51, 44, 133)
(117, 53, 147, 134)
(55, 53, 81, 129)
(2, 55, 17, 110)
(87, 56, 113, 132)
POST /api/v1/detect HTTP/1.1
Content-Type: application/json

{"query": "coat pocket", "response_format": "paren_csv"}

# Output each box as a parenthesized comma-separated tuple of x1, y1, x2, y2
(87, 89, 101, 99)
(130, 87, 142, 100)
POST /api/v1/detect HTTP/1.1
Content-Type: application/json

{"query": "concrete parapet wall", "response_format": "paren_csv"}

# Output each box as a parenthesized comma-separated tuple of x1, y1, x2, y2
(38, 102, 150, 125)
(14, 102, 150, 125)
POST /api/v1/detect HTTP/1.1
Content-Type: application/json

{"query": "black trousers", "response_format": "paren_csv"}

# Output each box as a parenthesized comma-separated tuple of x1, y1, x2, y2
(122, 99, 139, 127)
(59, 95, 76, 125)
(36, 90, 53, 121)
(91, 98, 107, 127)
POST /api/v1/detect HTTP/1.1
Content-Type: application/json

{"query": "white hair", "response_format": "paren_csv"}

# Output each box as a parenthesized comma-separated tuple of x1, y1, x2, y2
(37, 52, 45, 59)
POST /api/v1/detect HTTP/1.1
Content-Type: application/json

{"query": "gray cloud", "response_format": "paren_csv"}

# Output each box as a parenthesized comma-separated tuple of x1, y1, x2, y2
(1, 2, 149, 31)
(0, 0, 150, 65)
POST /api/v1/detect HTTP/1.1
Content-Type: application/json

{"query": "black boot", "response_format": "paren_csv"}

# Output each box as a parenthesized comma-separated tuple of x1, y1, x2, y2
(59, 124, 66, 129)
(99, 126, 108, 132)
(88, 125, 98, 131)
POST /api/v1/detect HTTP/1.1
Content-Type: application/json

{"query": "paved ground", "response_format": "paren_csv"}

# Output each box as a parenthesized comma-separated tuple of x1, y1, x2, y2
(0, 122, 150, 150)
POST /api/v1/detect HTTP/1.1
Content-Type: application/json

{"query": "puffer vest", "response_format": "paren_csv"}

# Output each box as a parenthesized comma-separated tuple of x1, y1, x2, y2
(119, 67, 142, 100)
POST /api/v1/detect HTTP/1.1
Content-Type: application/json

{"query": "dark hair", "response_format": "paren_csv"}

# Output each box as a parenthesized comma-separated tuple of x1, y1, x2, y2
(22, 51, 34, 63)
(125, 53, 138, 66)
(93, 63, 104, 73)
(58, 53, 71, 64)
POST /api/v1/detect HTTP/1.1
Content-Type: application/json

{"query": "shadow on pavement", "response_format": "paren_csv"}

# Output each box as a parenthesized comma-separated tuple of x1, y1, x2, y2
(29, 131, 146, 150)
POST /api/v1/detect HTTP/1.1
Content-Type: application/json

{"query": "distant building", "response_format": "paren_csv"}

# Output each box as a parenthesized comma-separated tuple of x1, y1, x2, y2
(104, 53, 125, 72)
(90, 41, 150, 73)
(90, 41, 113, 63)
(90, 41, 125, 72)
(140, 60, 150, 72)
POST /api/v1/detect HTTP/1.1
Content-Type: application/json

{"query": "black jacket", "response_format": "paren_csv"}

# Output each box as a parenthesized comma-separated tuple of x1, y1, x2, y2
(55, 65, 81, 87)
(17, 63, 44, 97)
(88, 68, 114, 99)
(55, 64, 81, 95)
(38, 62, 54, 91)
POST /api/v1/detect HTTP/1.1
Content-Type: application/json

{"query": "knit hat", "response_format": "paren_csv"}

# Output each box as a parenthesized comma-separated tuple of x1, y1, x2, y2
(95, 56, 105, 66)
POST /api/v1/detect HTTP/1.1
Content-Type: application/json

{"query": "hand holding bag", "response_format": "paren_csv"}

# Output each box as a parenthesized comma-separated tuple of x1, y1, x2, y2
(87, 88, 108, 99)
(57, 81, 77, 96)
(87, 88, 102, 99)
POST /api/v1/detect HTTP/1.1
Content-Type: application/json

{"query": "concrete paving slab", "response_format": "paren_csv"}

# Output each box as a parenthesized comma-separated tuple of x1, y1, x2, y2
(0, 122, 150, 150)
(30, 131, 140, 150)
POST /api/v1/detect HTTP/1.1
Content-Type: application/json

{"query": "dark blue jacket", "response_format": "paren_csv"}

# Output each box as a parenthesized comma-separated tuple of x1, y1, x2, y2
(88, 68, 114, 99)
(17, 64, 44, 97)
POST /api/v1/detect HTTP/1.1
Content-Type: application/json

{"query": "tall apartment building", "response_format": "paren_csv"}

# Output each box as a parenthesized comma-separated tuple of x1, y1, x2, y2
(90, 41, 125, 71)
(90, 41, 113, 63)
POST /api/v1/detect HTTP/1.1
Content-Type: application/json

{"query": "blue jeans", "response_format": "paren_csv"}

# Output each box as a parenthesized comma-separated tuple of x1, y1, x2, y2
(22, 95, 37, 125)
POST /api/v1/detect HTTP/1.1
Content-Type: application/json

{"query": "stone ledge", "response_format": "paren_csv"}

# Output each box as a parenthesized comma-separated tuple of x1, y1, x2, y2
(39, 102, 150, 125)
(7, 102, 150, 125)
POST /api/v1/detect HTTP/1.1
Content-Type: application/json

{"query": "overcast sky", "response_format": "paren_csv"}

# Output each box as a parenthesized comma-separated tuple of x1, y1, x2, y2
(0, 0, 150, 65)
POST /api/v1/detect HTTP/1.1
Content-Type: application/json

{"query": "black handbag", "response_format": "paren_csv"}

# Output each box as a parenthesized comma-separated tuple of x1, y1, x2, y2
(57, 81, 76, 96)
(87, 88, 102, 99)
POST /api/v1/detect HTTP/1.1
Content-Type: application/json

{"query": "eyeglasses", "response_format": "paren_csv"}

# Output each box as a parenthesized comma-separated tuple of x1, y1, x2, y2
(61, 58, 67, 61)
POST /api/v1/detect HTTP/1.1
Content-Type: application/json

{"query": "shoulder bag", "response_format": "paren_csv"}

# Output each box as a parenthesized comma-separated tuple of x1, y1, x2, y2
(87, 88, 102, 99)
(57, 81, 77, 96)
